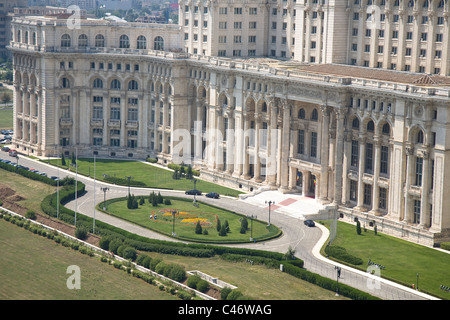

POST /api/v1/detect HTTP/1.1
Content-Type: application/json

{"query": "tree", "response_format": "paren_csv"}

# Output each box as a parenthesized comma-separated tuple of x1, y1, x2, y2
(283, 246, 296, 260)
(216, 218, 221, 232)
(356, 220, 361, 235)
(186, 164, 193, 179)
(224, 220, 230, 233)
(219, 223, 227, 236)
(71, 152, 76, 166)
(61, 153, 66, 166)
(195, 220, 203, 234)
(241, 217, 248, 231)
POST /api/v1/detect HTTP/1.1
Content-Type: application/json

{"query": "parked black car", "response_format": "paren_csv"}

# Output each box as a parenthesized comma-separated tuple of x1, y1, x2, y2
(304, 220, 315, 227)
(205, 192, 220, 199)
(185, 189, 202, 195)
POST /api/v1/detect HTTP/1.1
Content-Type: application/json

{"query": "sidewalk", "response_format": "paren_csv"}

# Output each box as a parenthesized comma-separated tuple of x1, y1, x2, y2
(239, 190, 325, 220)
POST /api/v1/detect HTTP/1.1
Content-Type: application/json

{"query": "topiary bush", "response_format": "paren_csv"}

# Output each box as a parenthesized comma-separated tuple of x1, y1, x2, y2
(196, 279, 209, 293)
(187, 275, 201, 289)
(75, 226, 88, 240)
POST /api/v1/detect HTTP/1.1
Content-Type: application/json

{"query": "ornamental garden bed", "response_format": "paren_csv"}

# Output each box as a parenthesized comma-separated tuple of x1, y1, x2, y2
(98, 195, 281, 244)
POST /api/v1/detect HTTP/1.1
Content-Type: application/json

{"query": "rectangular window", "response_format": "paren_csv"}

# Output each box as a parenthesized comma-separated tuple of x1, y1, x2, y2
(110, 107, 120, 120)
(380, 146, 389, 175)
(413, 200, 421, 224)
(93, 137, 102, 146)
(351, 140, 359, 167)
(363, 184, 372, 206)
(379, 187, 387, 210)
(93, 106, 103, 120)
(110, 138, 120, 147)
(365, 143, 373, 173)
(350, 180, 358, 202)
(310, 132, 317, 158)
(298, 130, 305, 155)
(415, 157, 423, 186)
(127, 108, 138, 121)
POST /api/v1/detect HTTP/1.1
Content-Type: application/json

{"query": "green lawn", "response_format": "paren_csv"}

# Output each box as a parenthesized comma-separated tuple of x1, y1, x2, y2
(44, 158, 243, 197)
(321, 220, 450, 300)
(0, 107, 13, 130)
(101, 196, 281, 243)
(0, 219, 179, 300)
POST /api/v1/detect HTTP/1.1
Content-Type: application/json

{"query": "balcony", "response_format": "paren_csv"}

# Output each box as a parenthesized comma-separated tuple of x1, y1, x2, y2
(126, 120, 139, 129)
(108, 119, 121, 127)
(91, 119, 104, 127)
(59, 118, 73, 126)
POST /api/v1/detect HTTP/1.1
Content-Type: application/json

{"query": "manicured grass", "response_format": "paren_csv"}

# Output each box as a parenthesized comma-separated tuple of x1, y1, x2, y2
(0, 168, 56, 215)
(0, 107, 13, 130)
(100, 196, 281, 243)
(0, 219, 179, 300)
(149, 253, 349, 300)
(321, 220, 450, 300)
(44, 158, 243, 197)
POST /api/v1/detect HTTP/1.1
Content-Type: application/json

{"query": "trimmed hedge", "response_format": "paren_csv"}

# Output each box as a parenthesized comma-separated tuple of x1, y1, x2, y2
(282, 263, 380, 300)
(325, 245, 363, 266)
(440, 242, 450, 251)
(0, 161, 57, 186)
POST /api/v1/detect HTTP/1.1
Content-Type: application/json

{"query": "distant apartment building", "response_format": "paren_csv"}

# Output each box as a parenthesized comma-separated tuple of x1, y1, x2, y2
(0, 0, 27, 58)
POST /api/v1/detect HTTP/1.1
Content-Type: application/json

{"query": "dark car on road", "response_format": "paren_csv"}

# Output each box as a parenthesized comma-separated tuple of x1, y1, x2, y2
(1, 146, 10, 152)
(205, 192, 220, 199)
(304, 220, 315, 227)
(185, 189, 202, 195)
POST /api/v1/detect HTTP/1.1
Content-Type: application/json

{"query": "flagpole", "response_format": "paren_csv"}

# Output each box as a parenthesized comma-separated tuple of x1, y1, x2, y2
(74, 148, 78, 227)
(93, 155, 96, 233)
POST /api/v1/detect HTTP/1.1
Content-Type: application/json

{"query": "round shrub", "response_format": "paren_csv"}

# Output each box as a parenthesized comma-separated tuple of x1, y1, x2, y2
(75, 226, 88, 240)
(108, 239, 122, 254)
(25, 210, 37, 220)
(196, 279, 209, 293)
(167, 264, 186, 282)
(122, 246, 137, 261)
(221, 287, 232, 300)
(155, 261, 167, 275)
(143, 255, 152, 269)
(149, 258, 162, 271)
(187, 275, 201, 289)
(117, 245, 126, 257)
(227, 290, 243, 300)
(99, 236, 111, 250)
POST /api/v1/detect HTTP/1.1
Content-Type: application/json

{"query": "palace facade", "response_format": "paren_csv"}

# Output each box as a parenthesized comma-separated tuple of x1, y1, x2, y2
(8, 0, 450, 246)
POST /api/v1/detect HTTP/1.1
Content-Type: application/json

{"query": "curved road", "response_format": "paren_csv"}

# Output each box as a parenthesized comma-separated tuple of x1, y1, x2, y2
(0, 152, 438, 300)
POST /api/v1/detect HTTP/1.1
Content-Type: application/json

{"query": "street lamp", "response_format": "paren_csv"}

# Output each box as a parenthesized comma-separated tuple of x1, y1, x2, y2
(265, 200, 275, 226)
(247, 214, 256, 242)
(191, 178, 198, 203)
(101, 187, 109, 210)
(172, 209, 177, 236)
(335, 266, 341, 296)
(126, 176, 133, 195)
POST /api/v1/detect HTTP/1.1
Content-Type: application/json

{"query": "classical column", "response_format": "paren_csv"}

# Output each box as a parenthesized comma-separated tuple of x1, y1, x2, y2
(320, 105, 330, 202)
(403, 146, 415, 222)
(242, 112, 250, 179)
(420, 150, 431, 227)
(254, 112, 262, 181)
(370, 138, 382, 215)
(356, 136, 366, 210)
(279, 100, 290, 192)
(266, 102, 277, 186)
(302, 170, 309, 197)
(333, 108, 345, 205)
(341, 132, 352, 205)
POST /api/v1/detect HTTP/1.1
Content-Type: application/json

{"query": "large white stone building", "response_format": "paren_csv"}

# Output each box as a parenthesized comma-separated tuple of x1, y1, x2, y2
(7, 0, 450, 246)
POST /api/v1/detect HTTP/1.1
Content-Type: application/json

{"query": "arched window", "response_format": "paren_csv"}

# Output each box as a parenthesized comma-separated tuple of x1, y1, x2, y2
(24, 31, 28, 44)
(119, 35, 130, 48)
(367, 120, 375, 132)
(110, 79, 121, 90)
(261, 102, 267, 112)
(154, 36, 164, 51)
(438, 0, 445, 8)
(61, 77, 70, 88)
(95, 34, 105, 47)
(311, 108, 318, 121)
(137, 35, 147, 49)
(128, 80, 139, 91)
(352, 117, 360, 129)
(93, 78, 103, 89)
(32, 32, 36, 45)
(417, 130, 424, 144)
(78, 34, 88, 48)
(298, 108, 305, 119)
(17, 30, 21, 43)
(382, 123, 390, 135)
(61, 34, 71, 48)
